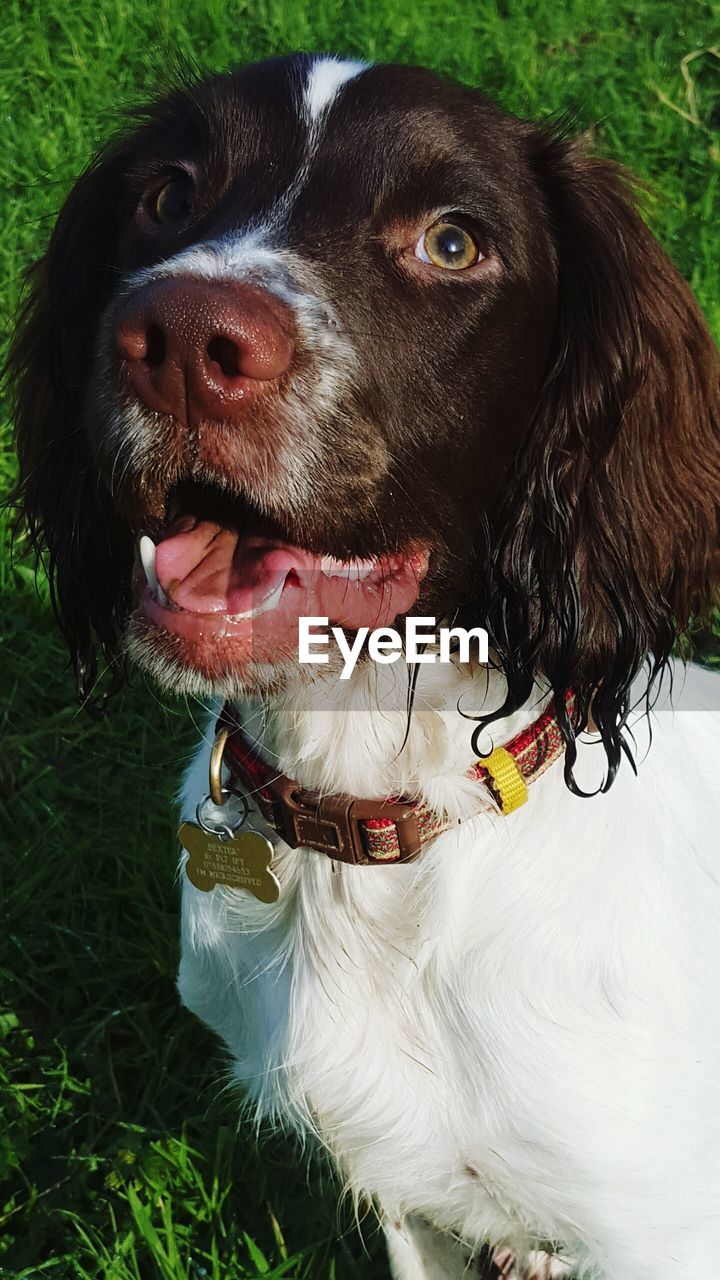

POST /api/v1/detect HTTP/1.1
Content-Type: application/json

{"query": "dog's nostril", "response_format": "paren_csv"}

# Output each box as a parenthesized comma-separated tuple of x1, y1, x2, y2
(145, 323, 166, 369)
(206, 335, 241, 378)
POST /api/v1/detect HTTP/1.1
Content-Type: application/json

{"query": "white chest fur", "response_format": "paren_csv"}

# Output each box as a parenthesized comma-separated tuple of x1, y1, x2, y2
(176, 660, 720, 1276)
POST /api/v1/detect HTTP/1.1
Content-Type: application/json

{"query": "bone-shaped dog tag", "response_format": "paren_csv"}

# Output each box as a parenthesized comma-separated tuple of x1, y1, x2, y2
(179, 822, 280, 903)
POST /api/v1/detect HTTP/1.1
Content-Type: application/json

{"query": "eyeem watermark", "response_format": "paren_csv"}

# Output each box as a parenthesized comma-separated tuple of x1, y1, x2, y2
(299, 617, 489, 680)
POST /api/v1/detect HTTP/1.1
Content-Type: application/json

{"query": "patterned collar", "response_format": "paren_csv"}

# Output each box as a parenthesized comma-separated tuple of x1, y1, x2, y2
(215, 694, 572, 866)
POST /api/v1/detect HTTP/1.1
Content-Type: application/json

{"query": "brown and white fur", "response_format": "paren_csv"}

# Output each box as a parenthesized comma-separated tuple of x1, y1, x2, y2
(9, 54, 720, 1279)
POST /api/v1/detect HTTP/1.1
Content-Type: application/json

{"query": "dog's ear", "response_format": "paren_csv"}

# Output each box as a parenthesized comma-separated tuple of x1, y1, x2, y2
(7, 151, 134, 709)
(481, 130, 720, 787)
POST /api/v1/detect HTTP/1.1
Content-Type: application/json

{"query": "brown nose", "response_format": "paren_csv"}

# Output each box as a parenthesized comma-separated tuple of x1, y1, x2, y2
(114, 277, 295, 424)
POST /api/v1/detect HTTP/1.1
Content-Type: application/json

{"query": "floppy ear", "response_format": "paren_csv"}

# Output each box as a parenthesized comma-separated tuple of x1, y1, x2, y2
(8, 153, 134, 709)
(481, 130, 720, 788)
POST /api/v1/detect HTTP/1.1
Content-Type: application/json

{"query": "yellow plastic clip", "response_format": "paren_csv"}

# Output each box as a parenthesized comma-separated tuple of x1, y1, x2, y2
(480, 747, 528, 815)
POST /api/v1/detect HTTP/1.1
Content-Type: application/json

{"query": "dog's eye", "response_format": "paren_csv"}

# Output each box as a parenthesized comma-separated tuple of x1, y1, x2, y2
(150, 174, 196, 227)
(415, 221, 482, 270)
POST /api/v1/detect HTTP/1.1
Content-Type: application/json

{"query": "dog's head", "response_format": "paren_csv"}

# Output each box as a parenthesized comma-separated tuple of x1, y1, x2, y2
(10, 54, 720, 783)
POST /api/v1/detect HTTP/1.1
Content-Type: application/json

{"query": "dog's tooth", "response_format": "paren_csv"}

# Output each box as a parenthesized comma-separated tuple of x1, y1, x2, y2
(139, 535, 159, 592)
(346, 559, 376, 581)
(319, 555, 344, 578)
(140, 534, 170, 605)
(319, 556, 376, 581)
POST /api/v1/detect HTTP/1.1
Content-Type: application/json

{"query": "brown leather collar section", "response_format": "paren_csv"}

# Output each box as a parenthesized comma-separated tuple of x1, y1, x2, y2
(258, 774, 422, 864)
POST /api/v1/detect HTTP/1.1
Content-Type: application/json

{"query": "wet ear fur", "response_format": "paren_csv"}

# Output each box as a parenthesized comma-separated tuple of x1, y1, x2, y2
(478, 131, 720, 787)
(8, 151, 133, 708)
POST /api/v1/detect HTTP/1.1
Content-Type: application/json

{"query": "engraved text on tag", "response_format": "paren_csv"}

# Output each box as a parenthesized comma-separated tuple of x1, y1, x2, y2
(178, 823, 280, 903)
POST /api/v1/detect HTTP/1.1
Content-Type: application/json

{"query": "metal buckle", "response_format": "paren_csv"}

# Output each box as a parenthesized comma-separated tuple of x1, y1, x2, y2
(209, 726, 231, 806)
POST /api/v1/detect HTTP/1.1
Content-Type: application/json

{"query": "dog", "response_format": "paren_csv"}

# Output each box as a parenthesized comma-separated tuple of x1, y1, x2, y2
(10, 52, 720, 1279)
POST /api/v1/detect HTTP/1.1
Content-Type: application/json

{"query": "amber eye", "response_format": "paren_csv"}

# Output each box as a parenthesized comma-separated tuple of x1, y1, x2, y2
(415, 221, 482, 270)
(150, 174, 196, 226)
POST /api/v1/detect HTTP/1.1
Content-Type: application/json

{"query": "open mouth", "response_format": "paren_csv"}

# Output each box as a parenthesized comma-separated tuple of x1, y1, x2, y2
(134, 482, 429, 669)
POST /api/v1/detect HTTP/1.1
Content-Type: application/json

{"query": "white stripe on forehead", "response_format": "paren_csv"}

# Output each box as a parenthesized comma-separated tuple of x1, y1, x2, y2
(267, 55, 368, 224)
(302, 56, 367, 125)
(122, 59, 371, 306)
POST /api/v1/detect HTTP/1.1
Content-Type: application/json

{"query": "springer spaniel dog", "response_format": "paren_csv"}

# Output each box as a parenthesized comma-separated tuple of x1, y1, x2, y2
(10, 53, 720, 1280)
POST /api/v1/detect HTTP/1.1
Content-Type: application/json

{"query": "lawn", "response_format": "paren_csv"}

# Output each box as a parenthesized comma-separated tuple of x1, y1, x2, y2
(0, 1, 718, 1276)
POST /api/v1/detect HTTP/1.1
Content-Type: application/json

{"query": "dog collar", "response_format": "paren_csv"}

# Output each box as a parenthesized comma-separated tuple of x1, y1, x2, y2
(212, 695, 572, 867)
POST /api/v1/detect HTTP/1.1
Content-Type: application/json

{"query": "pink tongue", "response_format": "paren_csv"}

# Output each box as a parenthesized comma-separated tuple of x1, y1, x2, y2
(153, 518, 427, 632)
(155, 519, 310, 614)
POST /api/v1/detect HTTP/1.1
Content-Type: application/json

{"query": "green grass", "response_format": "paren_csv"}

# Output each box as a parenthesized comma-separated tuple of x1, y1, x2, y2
(0, 1, 719, 1276)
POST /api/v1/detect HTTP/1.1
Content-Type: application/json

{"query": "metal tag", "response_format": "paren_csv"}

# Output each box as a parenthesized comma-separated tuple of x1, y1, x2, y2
(178, 822, 280, 903)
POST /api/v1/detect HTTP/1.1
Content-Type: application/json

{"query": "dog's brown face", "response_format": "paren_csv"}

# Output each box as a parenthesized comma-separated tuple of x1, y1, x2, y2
(58, 57, 561, 692)
(10, 54, 720, 782)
